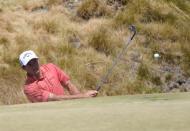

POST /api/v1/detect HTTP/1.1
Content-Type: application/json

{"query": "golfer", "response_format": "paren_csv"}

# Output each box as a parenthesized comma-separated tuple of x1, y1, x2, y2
(19, 50, 98, 103)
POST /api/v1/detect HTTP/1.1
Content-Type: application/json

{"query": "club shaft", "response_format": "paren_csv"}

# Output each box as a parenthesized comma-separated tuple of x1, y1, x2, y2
(96, 31, 136, 91)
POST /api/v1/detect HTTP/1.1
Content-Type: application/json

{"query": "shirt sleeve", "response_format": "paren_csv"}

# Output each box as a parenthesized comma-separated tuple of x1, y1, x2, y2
(51, 64, 70, 85)
(24, 84, 50, 102)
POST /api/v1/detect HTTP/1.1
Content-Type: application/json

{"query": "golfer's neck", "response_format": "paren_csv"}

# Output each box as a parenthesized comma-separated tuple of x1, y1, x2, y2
(28, 71, 41, 80)
(34, 72, 40, 80)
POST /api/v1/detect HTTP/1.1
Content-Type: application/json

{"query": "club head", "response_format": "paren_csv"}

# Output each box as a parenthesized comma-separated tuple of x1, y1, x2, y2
(128, 25, 136, 40)
(129, 25, 136, 33)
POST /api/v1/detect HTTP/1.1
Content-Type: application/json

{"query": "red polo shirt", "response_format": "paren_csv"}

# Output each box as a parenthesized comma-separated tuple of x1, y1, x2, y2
(24, 63, 70, 102)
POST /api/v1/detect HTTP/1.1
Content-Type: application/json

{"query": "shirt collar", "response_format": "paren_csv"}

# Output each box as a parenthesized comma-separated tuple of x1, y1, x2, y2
(27, 66, 44, 81)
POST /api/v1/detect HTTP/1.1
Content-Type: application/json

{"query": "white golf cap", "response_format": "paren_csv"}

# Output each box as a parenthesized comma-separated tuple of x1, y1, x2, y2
(19, 50, 38, 66)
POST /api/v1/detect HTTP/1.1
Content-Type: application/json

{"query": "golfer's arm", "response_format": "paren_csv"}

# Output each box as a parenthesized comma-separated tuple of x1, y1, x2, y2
(47, 81, 86, 101)
(63, 80, 81, 95)
(47, 93, 87, 101)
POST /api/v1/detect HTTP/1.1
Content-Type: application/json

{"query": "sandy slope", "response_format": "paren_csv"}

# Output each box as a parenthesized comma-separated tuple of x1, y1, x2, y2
(0, 93, 190, 131)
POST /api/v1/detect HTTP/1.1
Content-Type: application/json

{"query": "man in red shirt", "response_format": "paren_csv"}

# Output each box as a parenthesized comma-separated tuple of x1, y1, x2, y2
(19, 50, 98, 103)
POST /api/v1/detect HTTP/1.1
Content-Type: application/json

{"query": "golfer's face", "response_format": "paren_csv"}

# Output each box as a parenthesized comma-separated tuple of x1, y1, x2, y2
(24, 58, 39, 75)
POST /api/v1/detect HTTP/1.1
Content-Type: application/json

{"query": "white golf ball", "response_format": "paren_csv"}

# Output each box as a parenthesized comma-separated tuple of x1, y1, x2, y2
(154, 53, 160, 58)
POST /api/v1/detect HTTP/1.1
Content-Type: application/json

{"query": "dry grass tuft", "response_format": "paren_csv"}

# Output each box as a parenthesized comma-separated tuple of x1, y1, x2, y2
(77, 0, 111, 20)
(88, 26, 117, 55)
(21, 0, 46, 11)
(0, 77, 28, 105)
(46, 0, 62, 6)
(32, 16, 60, 34)
(107, 0, 130, 6)
(181, 42, 190, 76)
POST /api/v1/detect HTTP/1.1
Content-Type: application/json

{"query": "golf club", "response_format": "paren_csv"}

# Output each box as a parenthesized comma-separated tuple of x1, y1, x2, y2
(95, 25, 137, 91)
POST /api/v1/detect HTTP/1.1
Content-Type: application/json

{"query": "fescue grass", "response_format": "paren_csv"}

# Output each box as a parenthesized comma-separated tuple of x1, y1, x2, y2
(107, 0, 130, 5)
(141, 7, 176, 24)
(165, 73, 173, 82)
(113, 6, 135, 28)
(88, 26, 117, 55)
(77, 0, 111, 20)
(165, 0, 190, 14)
(137, 63, 162, 85)
(46, 0, 62, 6)
(181, 43, 190, 76)
(32, 16, 60, 34)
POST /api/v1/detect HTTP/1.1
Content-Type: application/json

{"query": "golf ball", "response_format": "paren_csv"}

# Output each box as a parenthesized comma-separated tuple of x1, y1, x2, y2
(154, 53, 160, 58)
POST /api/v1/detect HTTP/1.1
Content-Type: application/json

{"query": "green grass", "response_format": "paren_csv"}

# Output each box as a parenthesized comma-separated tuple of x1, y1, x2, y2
(1, 93, 190, 131)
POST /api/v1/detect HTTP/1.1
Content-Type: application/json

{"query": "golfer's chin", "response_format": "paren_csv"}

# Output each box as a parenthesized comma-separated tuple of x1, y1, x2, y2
(31, 70, 39, 76)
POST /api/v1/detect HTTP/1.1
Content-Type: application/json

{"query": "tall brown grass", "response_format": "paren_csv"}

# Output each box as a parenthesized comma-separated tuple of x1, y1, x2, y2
(77, 0, 112, 20)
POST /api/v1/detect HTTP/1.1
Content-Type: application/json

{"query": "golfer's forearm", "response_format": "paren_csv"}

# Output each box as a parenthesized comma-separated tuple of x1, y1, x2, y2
(48, 93, 87, 101)
(63, 81, 80, 95)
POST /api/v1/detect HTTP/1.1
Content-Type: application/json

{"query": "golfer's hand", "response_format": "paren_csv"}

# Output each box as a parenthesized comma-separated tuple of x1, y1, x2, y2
(84, 90, 98, 97)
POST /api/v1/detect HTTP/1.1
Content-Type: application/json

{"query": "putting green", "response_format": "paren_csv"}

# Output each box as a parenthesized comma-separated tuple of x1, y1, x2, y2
(1, 93, 190, 131)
